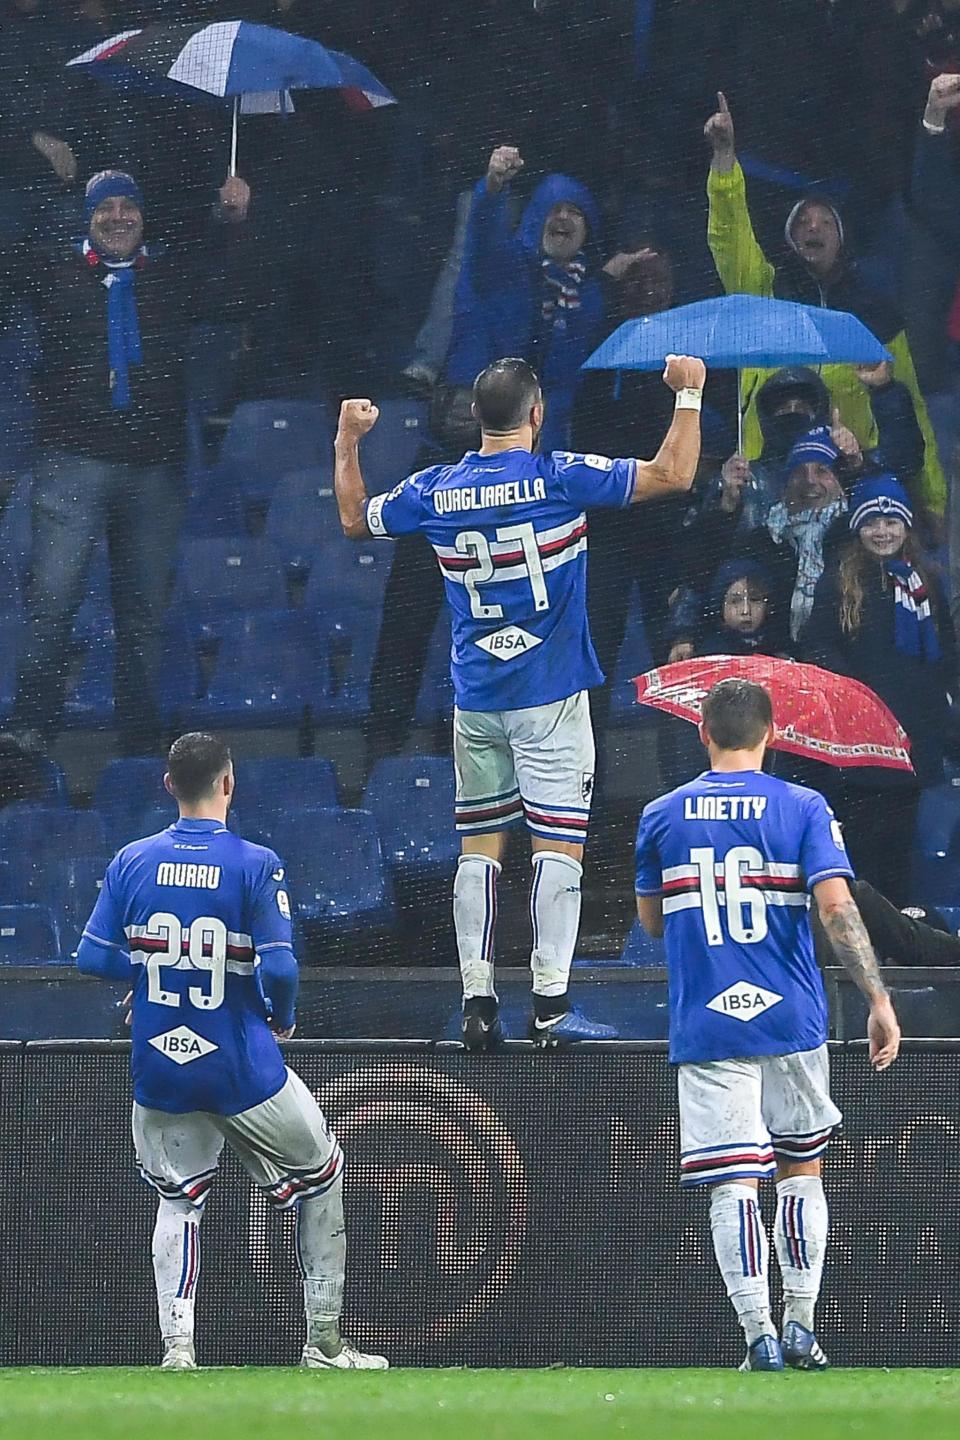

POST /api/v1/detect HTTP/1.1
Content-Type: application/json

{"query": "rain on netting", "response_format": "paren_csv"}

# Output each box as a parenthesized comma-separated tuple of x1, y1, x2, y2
(0, 0, 956, 1037)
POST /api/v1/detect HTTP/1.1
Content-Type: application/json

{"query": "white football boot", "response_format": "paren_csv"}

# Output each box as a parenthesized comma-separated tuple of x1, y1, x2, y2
(301, 1321, 388, 1370)
(161, 1337, 197, 1371)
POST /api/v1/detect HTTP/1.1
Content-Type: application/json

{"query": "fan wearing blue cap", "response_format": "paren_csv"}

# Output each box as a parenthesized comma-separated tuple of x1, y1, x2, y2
(82, 171, 147, 413)
(802, 473, 955, 905)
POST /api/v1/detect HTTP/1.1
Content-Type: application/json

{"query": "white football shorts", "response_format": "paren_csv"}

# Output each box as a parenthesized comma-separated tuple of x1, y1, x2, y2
(132, 1068, 342, 1211)
(677, 1044, 842, 1188)
(453, 689, 595, 845)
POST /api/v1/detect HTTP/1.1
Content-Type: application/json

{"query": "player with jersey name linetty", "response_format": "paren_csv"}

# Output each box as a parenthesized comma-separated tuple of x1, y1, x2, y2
(635, 678, 901, 1372)
(334, 352, 706, 1047)
(76, 732, 388, 1372)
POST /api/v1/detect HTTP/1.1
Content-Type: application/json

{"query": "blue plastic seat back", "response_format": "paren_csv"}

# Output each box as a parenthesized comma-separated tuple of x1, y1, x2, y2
(265, 468, 340, 566)
(268, 807, 391, 924)
(0, 903, 62, 965)
(236, 758, 338, 831)
(216, 400, 332, 498)
(358, 396, 428, 495)
(363, 757, 457, 873)
(172, 537, 289, 623)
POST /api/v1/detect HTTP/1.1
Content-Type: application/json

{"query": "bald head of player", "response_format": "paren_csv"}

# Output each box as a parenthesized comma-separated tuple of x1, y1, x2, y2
(472, 357, 545, 453)
(699, 679, 774, 770)
(164, 732, 234, 820)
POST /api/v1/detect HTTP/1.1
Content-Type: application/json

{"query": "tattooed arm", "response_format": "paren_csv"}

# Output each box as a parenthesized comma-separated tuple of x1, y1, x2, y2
(814, 877, 901, 1071)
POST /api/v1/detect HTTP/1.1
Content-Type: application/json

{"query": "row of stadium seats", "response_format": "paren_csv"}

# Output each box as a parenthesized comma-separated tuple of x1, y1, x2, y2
(0, 756, 459, 964)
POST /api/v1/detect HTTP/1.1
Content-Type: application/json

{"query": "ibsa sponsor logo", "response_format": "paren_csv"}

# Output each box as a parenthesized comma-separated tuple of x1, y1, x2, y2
(475, 625, 543, 661)
(148, 1025, 218, 1064)
(706, 981, 784, 1021)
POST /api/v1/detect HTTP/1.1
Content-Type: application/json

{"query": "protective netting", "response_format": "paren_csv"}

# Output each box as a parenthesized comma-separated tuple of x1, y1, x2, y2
(1, 2, 959, 1031)
(4, 1042, 960, 1366)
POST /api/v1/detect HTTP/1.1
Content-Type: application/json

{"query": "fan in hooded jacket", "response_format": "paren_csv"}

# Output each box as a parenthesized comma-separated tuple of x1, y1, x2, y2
(444, 145, 605, 454)
(703, 91, 944, 516)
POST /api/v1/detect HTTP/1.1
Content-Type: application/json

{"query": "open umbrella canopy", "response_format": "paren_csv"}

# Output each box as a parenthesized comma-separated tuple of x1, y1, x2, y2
(583, 293, 891, 372)
(67, 20, 396, 115)
(634, 655, 913, 773)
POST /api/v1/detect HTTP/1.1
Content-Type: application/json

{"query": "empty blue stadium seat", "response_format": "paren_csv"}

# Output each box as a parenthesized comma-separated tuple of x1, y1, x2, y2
(35, 760, 69, 806)
(269, 807, 392, 928)
(909, 854, 960, 910)
(313, 615, 377, 722)
(41, 852, 109, 940)
(265, 468, 340, 568)
(358, 396, 428, 494)
(194, 611, 329, 725)
(172, 538, 288, 627)
(64, 622, 200, 728)
(0, 805, 107, 870)
(934, 906, 960, 936)
(235, 758, 338, 830)
(0, 904, 62, 965)
(620, 919, 667, 967)
(915, 781, 960, 857)
(93, 758, 168, 835)
(216, 400, 332, 500)
(306, 539, 393, 614)
(363, 757, 458, 880)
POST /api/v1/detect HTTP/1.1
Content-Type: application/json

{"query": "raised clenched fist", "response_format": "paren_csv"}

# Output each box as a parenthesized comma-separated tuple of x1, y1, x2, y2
(663, 354, 707, 393)
(337, 398, 380, 443)
(486, 145, 524, 194)
(925, 73, 960, 129)
(703, 91, 735, 169)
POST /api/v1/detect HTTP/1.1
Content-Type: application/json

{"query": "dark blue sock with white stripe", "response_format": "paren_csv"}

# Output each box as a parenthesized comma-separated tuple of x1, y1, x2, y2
(775, 1176, 828, 1333)
(709, 1182, 773, 1346)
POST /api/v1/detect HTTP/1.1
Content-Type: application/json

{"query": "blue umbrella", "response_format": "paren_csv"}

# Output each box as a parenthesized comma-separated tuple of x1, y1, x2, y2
(583, 294, 891, 448)
(68, 21, 396, 174)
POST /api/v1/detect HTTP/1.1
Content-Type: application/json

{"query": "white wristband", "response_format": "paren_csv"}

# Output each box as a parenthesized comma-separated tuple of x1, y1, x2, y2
(923, 116, 946, 135)
(675, 388, 703, 412)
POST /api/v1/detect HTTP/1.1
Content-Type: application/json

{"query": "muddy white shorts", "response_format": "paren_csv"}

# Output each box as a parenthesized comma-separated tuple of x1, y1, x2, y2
(453, 689, 595, 845)
(132, 1068, 343, 1211)
(677, 1043, 842, 1188)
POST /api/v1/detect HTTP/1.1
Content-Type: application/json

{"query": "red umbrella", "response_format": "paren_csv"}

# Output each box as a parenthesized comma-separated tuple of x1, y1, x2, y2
(633, 655, 913, 773)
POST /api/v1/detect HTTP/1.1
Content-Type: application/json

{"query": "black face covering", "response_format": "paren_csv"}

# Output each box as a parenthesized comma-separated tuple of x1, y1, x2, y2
(762, 409, 815, 459)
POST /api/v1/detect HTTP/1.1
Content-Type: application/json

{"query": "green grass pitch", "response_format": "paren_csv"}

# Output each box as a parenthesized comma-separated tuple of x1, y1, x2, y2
(1, 1369, 958, 1440)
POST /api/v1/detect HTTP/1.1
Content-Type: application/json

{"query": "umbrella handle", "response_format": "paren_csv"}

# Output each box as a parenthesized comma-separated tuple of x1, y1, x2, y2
(230, 94, 238, 178)
(737, 369, 743, 455)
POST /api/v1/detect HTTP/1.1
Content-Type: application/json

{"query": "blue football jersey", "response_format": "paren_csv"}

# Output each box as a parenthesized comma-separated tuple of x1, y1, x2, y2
(365, 447, 635, 711)
(634, 770, 853, 1064)
(82, 818, 293, 1115)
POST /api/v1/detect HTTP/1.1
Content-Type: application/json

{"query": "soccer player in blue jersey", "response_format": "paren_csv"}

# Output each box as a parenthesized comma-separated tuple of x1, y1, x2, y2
(334, 353, 706, 1048)
(76, 733, 387, 1373)
(635, 679, 901, 1371)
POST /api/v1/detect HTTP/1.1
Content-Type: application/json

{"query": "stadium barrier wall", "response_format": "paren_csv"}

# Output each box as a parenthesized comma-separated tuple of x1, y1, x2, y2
(3, 1040, 959, 1368)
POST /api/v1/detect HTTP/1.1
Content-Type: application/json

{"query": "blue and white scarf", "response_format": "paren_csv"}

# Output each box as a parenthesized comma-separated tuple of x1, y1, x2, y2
(81, 238, 145, 411)
(886, 558, 941, 661)
(540, 253, 587, 334)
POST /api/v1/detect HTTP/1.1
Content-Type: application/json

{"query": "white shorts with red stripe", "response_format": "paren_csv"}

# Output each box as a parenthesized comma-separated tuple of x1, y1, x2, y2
(453, 689, 594, 844)
(677, 1044, 841, 1189)
(133, 1068, 342, 1212)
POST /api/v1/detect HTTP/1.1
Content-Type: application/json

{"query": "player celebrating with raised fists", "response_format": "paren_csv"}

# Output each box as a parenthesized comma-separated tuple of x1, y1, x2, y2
(635, 679, 900, 1372)
(334, 353, 705, 1048)
(77, 733, 387, 1373)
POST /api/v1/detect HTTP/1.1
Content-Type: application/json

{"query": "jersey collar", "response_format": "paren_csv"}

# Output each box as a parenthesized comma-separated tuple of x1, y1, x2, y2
(171, 817, 228, 832)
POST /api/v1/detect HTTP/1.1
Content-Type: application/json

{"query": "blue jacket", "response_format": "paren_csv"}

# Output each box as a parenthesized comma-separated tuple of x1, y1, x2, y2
(445, 172, 604, 452)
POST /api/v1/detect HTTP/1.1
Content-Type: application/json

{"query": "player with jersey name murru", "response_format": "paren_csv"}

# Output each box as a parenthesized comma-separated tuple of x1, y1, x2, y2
(635, 679, 901, 1371)
(76, 732, 388, 1372)
(334, 352, 706, 1047)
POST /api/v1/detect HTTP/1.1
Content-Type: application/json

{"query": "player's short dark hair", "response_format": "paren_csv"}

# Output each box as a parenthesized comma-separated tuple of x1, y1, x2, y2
(701, 679, 773, 752)
(472, 357, 542, 434)
(167, 733, 232, 803)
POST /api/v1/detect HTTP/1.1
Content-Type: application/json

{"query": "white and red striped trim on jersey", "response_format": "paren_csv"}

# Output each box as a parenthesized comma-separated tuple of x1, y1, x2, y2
(661, 860, 809, 916)
(679, 1139, 776, 1188)
(125, 923, 257, 975)
(434, 513, 587, 584)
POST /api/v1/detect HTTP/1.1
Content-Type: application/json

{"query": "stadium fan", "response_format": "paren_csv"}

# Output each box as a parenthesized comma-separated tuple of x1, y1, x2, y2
(803, 475, 956, 906)
(0, 166, 254, 758)
(444, 145, 606, 454)
(75, 733, 387, 1373)
(636, 677, 901, 1372)
(703, 90, 945, 515)
(333, 350, 706, 1048)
